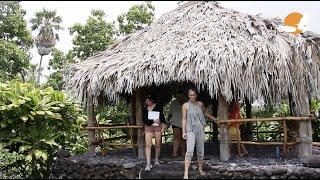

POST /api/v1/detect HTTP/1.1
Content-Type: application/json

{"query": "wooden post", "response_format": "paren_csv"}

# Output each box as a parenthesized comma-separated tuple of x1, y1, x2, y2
(236, 123, 241, 157)
(218, 93, 230, 161)
(291, 90, 313, 159)
(87, 95, 96, 154)
(245, 98, 253, 141)
(130, 93, 138, 146)
(135, 89, 145, 159)
(211, 98, 219, 141)
(282, 120, 287, 157)
(298, 95, 312, 159)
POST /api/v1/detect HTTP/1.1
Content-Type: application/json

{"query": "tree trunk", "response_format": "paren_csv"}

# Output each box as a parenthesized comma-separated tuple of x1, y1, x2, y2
(37, 55, 44, 84)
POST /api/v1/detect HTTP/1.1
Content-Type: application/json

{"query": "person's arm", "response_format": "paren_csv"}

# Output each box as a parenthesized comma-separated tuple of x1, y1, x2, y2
(182, 103, 187, 139)
(199, 101, 218, 123)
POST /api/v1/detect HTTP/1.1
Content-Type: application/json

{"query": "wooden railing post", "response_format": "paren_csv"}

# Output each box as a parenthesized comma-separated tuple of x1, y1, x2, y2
(87, 95, 96, 154)
(236, 123, 241, 157)
(299, 119, 313, 159)
(282, 120, 287, 157)
(218, 93, 230, 161)
(135, 89, 145, 159)
(297, 93, 313, 159)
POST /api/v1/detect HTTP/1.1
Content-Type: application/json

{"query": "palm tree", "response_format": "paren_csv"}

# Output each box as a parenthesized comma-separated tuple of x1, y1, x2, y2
(30, 9, 62, 84)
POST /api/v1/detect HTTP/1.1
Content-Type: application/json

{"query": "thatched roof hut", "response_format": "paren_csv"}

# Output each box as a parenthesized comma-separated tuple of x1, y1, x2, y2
(64, 1, 320, 111)
(64, 1, 320, 160)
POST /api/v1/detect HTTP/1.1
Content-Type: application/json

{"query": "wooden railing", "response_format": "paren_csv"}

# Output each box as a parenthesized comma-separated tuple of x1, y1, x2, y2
(215, 116, 315, 157)
(81, 116, 316, 157)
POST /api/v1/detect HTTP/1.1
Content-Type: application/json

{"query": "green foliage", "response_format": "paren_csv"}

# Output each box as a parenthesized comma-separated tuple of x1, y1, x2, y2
(0, 1, 33, 50)
(0, 1, 33, 82)
(96, 100, 131, 148)
(0, 80, 86, 178)
(69, 9, 116, 60)
(0, 40, 30, 81)
(117, 1, 155, 35)
(251, 101, 290, 142)
(0, 144, 24, 179)
(45, 48, 76, 90)
(310, 98, 320, 141)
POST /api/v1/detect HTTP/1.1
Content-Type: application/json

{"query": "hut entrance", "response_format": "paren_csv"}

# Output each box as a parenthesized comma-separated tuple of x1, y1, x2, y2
(82, 81, 314, 161)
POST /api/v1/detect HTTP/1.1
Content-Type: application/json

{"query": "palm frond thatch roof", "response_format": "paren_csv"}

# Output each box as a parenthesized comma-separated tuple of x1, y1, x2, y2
(63, 1, 320, 109)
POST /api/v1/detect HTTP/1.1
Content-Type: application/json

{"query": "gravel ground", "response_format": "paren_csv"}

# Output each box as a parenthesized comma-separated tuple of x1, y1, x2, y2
(70, 142, 320, 166)
(50, 142, 320, 179)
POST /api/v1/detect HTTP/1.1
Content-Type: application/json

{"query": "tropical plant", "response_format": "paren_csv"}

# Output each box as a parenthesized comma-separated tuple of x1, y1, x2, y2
(0, 80, 86, 178)
(30, 8, 63, 84)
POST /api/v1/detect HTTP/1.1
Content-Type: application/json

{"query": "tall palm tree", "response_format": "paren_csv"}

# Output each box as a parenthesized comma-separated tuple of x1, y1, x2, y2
(30, 9, 62, 84)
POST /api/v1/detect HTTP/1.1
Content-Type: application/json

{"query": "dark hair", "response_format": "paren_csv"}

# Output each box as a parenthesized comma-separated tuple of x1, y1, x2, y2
(145, 94, 155, 103)
(187, 87, 198, 95)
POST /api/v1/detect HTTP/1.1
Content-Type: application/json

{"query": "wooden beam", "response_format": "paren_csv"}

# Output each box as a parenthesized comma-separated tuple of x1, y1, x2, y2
(313, 142, 320, 147)
(217, 116, 313, 123)
(87, 95, 96, 154)
(218, 93, 230, 161)
(135, 89, 145, 159)
(230, 141, 297, 145)
(81, 125, 143, 130)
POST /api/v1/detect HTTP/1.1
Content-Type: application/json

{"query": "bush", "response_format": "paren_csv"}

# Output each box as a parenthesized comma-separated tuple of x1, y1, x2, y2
(0, 144, 24, 179)
(0, 80, 86, 178)
(310, 99, 320, 141)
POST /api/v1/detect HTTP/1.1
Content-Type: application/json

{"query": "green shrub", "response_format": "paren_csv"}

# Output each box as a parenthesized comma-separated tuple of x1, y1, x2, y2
(0, 80, 86, 178)
(310, 98, 320, 141)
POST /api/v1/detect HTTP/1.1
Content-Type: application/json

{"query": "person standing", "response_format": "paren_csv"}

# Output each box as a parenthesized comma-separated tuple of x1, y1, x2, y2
(182, 88, 217, 179)
(228, 99, 248, 157)
(142, 95, 166, 171)
(168, 92, 186, 157)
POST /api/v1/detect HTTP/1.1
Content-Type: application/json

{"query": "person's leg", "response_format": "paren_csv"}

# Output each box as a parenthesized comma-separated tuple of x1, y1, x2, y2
(195, 127, 205, 175)
(172, 128, 180, 157)
(184, 131, 195, 179)
(240, 144, 248, 155)
(145, 131, 153, 169)
(176, 128, 185, 156)
(154, 131, 162, 164)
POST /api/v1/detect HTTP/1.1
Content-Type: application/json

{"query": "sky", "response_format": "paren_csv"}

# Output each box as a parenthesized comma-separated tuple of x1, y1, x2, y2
(20, 1, 320, 83)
